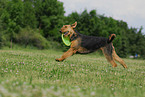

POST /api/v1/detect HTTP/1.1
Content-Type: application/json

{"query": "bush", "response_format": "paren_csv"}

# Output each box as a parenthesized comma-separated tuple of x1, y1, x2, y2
(0, 31, 7, 48)
(0, 32, 3, 48)
(15, 27, 50, 49)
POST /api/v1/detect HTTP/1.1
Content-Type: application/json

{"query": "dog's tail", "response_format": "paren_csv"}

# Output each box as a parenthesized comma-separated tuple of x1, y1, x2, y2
(107, 34, 116, 43)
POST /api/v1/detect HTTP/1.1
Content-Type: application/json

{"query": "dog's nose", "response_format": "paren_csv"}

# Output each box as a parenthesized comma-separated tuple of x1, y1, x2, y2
(59, 30, 62, 33)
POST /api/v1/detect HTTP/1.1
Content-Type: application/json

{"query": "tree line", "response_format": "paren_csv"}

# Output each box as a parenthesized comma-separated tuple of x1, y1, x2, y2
(0, 0, 145, 58)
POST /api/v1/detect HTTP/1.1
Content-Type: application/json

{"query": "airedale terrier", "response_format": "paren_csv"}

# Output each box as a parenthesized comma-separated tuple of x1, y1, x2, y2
(56, 22, 127, 68)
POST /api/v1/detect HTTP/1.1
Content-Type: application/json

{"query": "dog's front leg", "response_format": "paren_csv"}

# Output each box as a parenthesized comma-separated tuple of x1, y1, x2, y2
(55, 48, 76, 62)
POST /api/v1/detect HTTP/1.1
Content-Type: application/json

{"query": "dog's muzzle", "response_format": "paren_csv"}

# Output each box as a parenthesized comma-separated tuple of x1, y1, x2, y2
(63, 31, 69, 35)
(59, 30, 62, 33)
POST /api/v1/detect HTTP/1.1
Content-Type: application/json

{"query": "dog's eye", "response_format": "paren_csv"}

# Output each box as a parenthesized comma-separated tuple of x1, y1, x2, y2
(65, 26, 67, 28)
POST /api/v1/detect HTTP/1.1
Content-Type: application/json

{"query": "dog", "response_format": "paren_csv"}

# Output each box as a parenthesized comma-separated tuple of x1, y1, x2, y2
(56, 22, 127, 68)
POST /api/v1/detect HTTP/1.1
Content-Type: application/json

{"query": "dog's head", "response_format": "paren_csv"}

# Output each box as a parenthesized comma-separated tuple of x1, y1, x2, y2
(59, 22, 77, 38)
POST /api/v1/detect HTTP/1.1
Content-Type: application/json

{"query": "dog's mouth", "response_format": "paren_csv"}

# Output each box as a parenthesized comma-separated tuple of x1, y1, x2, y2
(63, 31, 69, 36)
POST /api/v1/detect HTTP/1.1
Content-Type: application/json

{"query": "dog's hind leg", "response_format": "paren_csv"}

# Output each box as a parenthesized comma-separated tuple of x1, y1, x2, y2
(101, 47, 117, 67)
(55, 48, 77, 62)
(112, 47, 128, 68)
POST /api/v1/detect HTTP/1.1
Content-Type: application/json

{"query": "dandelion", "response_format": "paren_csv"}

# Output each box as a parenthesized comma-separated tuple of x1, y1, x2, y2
(4, 70, 7, 73)
(16, 82, 19, 85)
(76, 88, 80, 91)
(23, 82, 26, 85)
(91, 92, 95, 96)
(50, 86, 54, 89)
(71, 64, 75, 67)
(139, 86, 142, 88)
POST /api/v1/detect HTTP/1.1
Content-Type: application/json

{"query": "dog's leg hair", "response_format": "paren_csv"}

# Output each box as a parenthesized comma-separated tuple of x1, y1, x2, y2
(55, 48, 76, 62)
(112, 46, 128, 68)
(101, 47, 117, 67)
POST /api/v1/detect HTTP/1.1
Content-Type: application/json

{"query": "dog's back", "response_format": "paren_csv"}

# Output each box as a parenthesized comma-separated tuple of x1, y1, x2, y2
(80, 35, 108, 51)
(75, 30, 115, 53)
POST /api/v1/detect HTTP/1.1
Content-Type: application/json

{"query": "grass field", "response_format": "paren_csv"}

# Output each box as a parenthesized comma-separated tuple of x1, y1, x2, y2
(0, 49, 144, 97)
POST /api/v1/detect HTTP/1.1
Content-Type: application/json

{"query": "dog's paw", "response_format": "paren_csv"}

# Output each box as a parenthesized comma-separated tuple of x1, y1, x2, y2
(55, 58, 60, 62)
(55, 58, 63, 62)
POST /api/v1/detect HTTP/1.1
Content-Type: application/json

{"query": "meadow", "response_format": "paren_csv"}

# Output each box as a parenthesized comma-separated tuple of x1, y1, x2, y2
(0, 49, 144, 97)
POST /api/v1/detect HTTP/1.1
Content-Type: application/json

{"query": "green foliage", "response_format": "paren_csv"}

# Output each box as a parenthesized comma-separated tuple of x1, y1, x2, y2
(0, 33, 3, 48)
(34, 0, 65, 39)
(6, 0, 23, 33)
(23, 0, 37, 28)
(15, 27, 50, 49)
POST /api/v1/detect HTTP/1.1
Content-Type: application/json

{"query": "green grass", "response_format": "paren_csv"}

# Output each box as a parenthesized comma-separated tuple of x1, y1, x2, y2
(0, 49, 144, 97)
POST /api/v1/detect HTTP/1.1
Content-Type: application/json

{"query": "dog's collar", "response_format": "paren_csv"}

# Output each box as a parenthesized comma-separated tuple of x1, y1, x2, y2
(70, 33, 78, 41)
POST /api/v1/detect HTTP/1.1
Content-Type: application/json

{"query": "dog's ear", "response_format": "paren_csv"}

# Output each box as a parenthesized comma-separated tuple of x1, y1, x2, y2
(71, 22, 77, 28)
